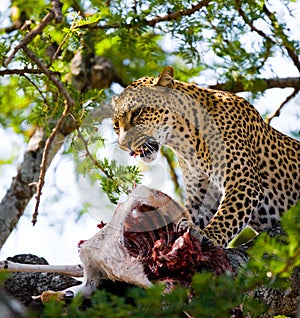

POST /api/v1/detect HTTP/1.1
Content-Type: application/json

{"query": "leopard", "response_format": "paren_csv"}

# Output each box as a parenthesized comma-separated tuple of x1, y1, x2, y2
(112, 66, 300, 247)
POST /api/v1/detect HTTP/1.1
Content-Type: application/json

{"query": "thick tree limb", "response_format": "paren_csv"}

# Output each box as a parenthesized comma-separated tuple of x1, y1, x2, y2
(0, 127, 66, 248)
(0, 128, 45, 248)
(208, 77, 300, 93)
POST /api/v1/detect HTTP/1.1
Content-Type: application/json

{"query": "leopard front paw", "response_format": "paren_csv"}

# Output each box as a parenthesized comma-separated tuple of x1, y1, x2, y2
(176, 219, 216, 247)
(188, 228, 215, 247)
(176, 218, 194, 232)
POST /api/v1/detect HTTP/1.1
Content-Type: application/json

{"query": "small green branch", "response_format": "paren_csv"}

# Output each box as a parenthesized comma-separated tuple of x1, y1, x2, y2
(76, 128, 141, 204)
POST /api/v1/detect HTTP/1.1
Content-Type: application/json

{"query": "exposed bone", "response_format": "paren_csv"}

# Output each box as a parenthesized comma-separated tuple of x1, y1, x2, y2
(0, 260, 84, 277)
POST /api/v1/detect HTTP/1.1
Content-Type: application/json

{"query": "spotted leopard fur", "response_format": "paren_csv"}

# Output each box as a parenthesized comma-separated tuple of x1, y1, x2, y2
(112, 66, 300, 247)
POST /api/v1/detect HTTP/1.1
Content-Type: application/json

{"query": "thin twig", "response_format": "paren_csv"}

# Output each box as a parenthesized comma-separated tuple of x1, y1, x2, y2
(49, 35, 68, 65)
(22, 46, 76, 225)
(32, 100, 73, 225)
(77, 129, 117, 181)
(76, 128, 100, 168)
(236, 0, 300, 73)
(70, 1, 86, 18)
(23, 74, 50, 107)
(22, 47, 75, 108)
(235, 0, 275, 45)
(0, 68, 42, 76)
(262, 4, 300, 73)
(266, 88, 299, 124)
(49, 13, 80, 66)
(4, 11, 55, 66)
(76, 128, 130, 194)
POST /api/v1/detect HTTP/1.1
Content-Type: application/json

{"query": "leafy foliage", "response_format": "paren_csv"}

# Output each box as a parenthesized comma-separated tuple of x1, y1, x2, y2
(73, 126, 142, 204)
(94, 158, 142, 204)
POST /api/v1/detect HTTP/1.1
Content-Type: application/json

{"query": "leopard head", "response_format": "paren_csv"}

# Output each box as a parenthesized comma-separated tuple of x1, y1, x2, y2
(112, 66, 175, 162)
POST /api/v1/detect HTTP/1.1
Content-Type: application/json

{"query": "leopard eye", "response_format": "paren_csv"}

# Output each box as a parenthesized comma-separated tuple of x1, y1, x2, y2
(113, 121, 119, 132)
(131, 108, 143, 119)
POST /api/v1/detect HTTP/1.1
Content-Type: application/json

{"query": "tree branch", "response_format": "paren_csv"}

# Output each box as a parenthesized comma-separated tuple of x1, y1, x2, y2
(262, 4, 300, 73)
(0, 1, 118, 244)
(81, 0, 212, 30)
(4, 11, 55, 66)
(0, 128, 45, 248)
(207, 77, 300, 93)
(0, 105, 112, 247)
(0, 0, 78, 242)
(144, 0, 212, 27)
(22, 47, 75, 108)
(0, 68, 42, 76)
(0, 121, 75, 248)
(266, 88, 300, 124)
(20, 46, 76, 225)
(22, 74, 50, 106)
(235, 0, 300, 74)
(235, 0, 275, 46)
(4, 0, 63, 66)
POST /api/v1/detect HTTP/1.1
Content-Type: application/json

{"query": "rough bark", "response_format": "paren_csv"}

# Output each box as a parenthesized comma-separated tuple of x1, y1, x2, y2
(208, 77, 300, 93)
(3, 254, 80, 315)
(0, 126, 70, 247)
(0, 128, 46, 247)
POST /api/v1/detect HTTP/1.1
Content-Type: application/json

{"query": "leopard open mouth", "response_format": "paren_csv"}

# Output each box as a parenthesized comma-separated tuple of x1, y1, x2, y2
(129, 137, 159, 162)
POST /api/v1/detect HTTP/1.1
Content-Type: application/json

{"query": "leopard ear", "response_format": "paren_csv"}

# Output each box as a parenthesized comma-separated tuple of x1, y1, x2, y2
(155, 66, 175, 88)
(111, 95, 118, 110)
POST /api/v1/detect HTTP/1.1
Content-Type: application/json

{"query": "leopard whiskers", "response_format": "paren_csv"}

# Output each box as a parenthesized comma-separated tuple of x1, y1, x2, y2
(144, 142, 156, 154)
(141, 147, 147, 158)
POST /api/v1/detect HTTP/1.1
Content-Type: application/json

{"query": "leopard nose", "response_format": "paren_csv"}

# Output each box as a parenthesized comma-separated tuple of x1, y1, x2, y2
(118, 131, 132, 151)
(119, 141, 132, 152)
